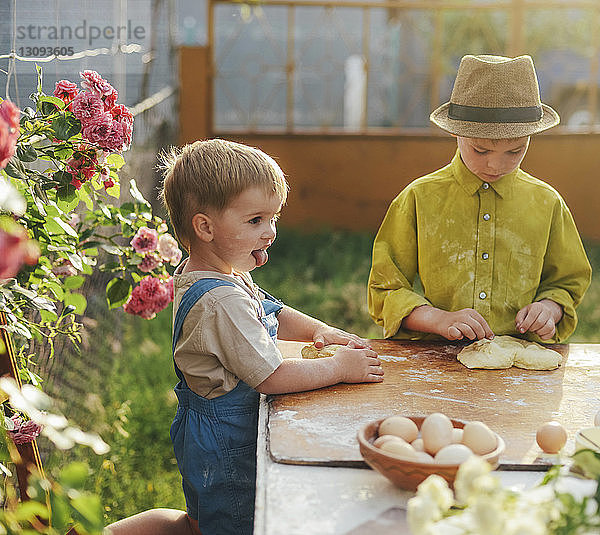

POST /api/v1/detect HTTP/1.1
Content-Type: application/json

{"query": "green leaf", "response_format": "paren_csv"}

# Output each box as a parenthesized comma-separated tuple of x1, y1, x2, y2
(14, 500, 49, 522)
(39, 309, 59, 323)
(56, 194, 80, 213)
(66, 251, 84, 271)
(70, 494, 104, 532)
(16, 144, 38, 162)
(3, 158, 27, 179)
(107, 153, 125, 169)
(46, 281, 65, 300)
(129, 179, 150, 206)
(49, 493, 70, 533)
(59, 461, 89, 488)
(106, 278, 131, 309)
(52, 216, 79, 238)
(57, 184, 78, 203)
(51, 113, 81, 141)
(64, 291, 87, 315)
(100, 243, 123, 255)
(54, 145, 73, 161)
(64, 275, 85, 290)
(571, 449, 600, 479)
(76, 185, 93, 210)
(39, 95, 65, 115)
(106, 182, 120, 198)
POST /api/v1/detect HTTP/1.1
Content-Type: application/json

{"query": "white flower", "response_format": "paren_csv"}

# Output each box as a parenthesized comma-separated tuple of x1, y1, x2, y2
(454, 456, 493, 506)
(0, 178, 26, 215)
(417, 474, 454, 512)
(407, 495, 442, 535)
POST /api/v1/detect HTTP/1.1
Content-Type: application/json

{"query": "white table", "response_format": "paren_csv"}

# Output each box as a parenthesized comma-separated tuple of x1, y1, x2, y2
(254, 396, 554, 535)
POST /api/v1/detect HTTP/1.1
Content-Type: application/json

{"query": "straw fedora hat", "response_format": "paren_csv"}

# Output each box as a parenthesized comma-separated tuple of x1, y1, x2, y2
(430, 54, 560, 138)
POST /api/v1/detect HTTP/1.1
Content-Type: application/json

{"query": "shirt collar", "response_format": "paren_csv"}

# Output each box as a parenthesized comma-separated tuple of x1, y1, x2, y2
(451, 149, 517, 199)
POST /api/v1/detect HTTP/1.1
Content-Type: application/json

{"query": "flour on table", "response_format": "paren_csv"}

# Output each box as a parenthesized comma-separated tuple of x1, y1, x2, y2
(457, 335, 561, 370)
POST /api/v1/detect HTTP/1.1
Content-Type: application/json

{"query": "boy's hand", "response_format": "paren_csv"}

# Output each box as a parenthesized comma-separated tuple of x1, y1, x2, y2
(438, 308, 494, 341)
(515, 299, 563, 340)
(312, 325, 371, 350)
(332, 345, 384, 383)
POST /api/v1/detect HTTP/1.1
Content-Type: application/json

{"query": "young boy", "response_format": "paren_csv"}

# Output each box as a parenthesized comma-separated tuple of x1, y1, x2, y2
(368, 54, 591, 343)
(159, 139, 384, 535)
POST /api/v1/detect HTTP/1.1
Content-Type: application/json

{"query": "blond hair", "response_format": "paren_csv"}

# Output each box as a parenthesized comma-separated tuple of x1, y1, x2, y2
(158, 139, 288, 250)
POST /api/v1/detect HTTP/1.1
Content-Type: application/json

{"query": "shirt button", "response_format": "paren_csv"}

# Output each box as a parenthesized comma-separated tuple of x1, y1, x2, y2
(482, 253, 489, 260)
(479, 291, 487, 299)
(482, 183, 490, 189)
(483, 213, 491, 221)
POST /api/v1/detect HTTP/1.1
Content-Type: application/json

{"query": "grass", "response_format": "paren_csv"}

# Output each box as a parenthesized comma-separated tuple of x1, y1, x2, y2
(43, 228, 600, 524)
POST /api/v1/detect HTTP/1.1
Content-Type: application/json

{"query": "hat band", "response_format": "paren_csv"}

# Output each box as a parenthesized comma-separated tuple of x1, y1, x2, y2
(448, 103, 543, 123)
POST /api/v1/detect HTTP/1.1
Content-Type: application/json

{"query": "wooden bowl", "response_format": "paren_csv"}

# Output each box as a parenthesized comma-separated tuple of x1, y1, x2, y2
(357, 416, 505, 491)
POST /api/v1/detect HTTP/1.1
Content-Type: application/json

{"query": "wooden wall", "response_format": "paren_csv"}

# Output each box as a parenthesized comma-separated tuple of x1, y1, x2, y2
(179, 47, 600, 241)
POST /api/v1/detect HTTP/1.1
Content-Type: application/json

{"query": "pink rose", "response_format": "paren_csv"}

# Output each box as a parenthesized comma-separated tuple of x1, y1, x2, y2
(131, 226, 158, 253)
(0, 100, 20, 169)
(158, 233, 182, 266)
(139, 252, 162, 272)
(123, 276, 173, 319)
(80, 70, 118, 110)
(111, 104, 134, 147)
(0, 223, 40, 279)
(71, 91, 104, 123)
(7, 415, 42, 445)
(81, 112, 113, 145)
(53, 80, 79, 105)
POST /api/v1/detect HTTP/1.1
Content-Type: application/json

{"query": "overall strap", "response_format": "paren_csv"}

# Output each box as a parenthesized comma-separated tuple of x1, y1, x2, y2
(172, 278, 235, 354)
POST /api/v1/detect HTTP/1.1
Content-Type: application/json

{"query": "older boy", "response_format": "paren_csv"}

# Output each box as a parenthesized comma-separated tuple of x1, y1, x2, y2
(160, 139, 383, 535)
(368, 54, 591, 343)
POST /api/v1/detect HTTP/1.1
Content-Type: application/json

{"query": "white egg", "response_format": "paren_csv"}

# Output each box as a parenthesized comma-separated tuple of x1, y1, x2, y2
(594, 410, 600, 427)
(414, 451, 435, 463)
(380, 438, 418, 461)
(462, 421, 497, 455)
(435, 444, 474, 465)
(421, 413, 454, 455)
(411, 438, 425, 452)
(452, 428, 464, 444)
(373, 434, 401, 448)
(379, 416, 419, 443)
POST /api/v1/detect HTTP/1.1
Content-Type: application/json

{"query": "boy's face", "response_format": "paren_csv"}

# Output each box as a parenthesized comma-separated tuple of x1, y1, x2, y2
(456, 136, 530, 183)
(208, 186, 282, 274)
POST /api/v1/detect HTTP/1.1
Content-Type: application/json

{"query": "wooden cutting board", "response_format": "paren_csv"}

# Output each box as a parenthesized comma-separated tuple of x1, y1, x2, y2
(268, 340, 600, 469)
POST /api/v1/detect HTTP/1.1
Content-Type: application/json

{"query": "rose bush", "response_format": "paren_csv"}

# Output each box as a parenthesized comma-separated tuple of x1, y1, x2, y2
(0, 68, 182, 533)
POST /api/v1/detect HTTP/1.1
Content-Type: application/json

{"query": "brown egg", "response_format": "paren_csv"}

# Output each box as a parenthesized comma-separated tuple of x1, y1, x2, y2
(536, 421, 567, 454)
(462, 421, 497, 455)
(421, 412, 454, 455)
(379, 416, 419, 443)
(373, 434, 401, 448)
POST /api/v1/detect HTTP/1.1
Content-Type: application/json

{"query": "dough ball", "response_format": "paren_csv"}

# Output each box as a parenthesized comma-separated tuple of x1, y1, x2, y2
(457, 337, 516, 369)
(462, 421, 497, 455)
(536, 421, 567, 454)
(457, 335, 561, 371)
(421, 413, 454, 455)
(301, 343, 346, 359)
(513, 342, 561, 370)
(379, 416, 419, 443)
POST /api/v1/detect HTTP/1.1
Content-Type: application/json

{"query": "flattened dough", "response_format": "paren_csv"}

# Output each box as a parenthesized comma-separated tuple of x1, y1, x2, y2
(457, 335, 561, 370)
(301, 343, 346, 359)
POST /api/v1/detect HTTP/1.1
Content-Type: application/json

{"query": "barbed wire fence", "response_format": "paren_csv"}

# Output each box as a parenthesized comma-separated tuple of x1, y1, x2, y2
(1, 0, 180, 456)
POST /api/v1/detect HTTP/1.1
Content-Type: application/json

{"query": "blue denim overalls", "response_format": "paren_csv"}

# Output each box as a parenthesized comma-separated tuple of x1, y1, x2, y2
(170, 277, 283, 535)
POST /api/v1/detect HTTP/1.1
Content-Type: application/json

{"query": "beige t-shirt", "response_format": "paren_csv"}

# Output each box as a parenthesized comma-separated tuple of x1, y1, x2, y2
(173, 263, 283, 399)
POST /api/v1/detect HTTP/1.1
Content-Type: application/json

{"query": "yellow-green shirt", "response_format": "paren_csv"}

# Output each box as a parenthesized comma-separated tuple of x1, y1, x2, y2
(368, 151, 592, 343)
